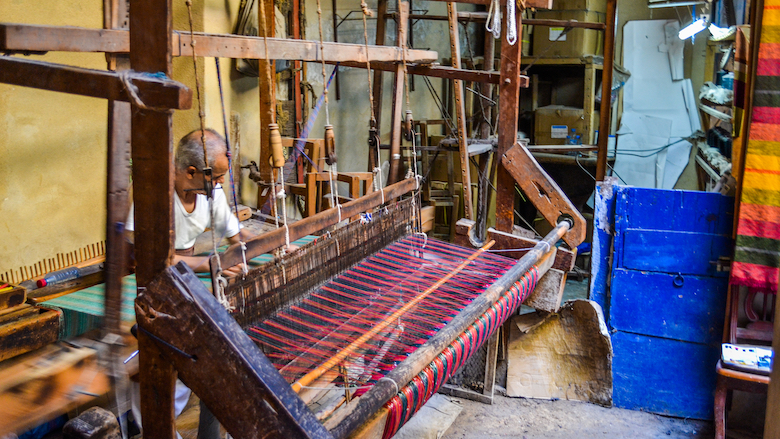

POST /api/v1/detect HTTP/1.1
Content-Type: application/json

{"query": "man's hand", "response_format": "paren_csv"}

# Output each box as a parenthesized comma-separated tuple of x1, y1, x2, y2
(222, 263, 247, 277)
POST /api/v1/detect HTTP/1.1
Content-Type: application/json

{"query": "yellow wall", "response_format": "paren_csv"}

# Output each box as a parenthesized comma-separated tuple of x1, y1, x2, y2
(0, 3, 108, 282)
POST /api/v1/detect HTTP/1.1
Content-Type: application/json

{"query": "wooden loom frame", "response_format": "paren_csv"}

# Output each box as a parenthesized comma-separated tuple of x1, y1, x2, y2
(0, 0, 611, 436)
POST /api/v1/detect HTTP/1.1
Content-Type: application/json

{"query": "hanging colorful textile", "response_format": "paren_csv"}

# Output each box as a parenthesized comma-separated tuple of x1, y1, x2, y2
(731, 0, 780, 293)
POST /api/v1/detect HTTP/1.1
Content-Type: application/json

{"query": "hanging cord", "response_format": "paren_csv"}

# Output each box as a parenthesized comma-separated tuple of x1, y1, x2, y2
(361, 1, 384, 198)
(486, 0, 501, 39)
(186, 0, 231, 311)
(399, 4, 423, 235)
(316, 0, 342, 219)
(316, 0, 331, 126)
(216, 57, 249, 276)
(506, 0, 517, 45)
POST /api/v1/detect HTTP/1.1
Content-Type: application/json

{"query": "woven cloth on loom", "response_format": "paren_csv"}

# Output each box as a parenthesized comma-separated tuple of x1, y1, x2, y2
(42, 235, 317, 340)
(731, 0, 780, 293)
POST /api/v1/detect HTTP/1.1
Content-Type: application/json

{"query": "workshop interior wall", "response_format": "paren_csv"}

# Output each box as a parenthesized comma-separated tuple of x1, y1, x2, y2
(0, 2, 109, 279)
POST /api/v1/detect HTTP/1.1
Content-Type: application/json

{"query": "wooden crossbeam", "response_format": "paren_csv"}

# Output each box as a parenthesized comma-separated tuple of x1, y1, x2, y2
(337, 61, 504, 84)
(425, 0, 552, 7)
(0, 23, 439, 64)
(0, 56, 191, 109)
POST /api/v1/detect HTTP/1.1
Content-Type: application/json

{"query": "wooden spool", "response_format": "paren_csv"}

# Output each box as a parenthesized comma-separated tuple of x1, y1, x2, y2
(269, 123, 285, 168)
(324, 124, 337, 166)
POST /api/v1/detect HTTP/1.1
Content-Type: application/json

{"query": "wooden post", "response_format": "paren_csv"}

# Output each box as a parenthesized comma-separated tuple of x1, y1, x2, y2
(103, 0, 130, 339)
(130, 0, 176, 435)
(256, 0, 277, 209)
(495, 11, 523, 232)
(595, 0, 616, 180)
(387, 1, 409, 184)
(447, 2, 474, 220)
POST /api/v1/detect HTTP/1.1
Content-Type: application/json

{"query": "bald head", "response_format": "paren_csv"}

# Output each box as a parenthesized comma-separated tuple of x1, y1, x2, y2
(175, 129, 227, 173)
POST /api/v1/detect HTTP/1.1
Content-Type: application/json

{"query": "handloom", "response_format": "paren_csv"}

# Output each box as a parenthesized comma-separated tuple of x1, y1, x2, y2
(135, 188, 569, 439)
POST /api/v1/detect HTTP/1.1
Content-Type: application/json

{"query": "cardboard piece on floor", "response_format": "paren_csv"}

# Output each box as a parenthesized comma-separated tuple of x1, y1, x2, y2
(506, 300, 613, 406)
(394, 394, 463, 439)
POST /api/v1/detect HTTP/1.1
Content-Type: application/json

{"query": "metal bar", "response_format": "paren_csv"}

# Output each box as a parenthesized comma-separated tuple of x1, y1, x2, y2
(595, 0, 616, 180)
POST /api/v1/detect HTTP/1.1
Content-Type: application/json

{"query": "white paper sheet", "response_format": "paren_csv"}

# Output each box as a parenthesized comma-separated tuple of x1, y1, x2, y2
(616, 20, 698, 189)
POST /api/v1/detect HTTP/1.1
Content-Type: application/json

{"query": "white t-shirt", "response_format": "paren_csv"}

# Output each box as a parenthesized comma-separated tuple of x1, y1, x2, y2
(126, 185, 241, 250)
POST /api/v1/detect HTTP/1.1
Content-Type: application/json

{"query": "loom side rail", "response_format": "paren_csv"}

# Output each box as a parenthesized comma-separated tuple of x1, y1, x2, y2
(327, 220, 569, 438)
(136, 262, 334, 439)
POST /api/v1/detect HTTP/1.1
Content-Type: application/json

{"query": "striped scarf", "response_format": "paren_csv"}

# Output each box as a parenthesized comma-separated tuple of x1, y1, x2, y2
(731, 0, 780, 293)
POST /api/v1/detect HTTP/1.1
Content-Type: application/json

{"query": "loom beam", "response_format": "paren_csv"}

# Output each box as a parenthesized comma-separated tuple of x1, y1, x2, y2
(135, 263, 334, 439)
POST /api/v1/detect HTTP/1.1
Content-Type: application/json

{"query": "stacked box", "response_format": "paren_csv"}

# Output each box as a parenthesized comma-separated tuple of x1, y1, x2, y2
(532, 9, 605, 58)
(534, 105, 594, 145)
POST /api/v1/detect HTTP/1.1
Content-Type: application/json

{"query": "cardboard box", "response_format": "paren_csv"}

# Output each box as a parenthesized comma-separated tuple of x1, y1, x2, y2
(532, 10, 604, 58)
(534, 105, 587, 145)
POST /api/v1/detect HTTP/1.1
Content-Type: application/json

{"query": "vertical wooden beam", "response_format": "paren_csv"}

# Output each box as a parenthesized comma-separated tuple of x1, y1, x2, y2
(447, 2, 474, 220)
(130, 0, 176, 436)
(595, 0, 616, 180)
(104, 0, 130, 338)
(331, 0, 340, 100)
(256, 0, 277, 208)
(495, 11, 523, 232)
(387, 1, 408, 184)
(369, 0, 388, 172)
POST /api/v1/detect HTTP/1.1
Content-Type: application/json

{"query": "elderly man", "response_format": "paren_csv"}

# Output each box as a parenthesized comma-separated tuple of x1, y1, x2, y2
(127, 128, 253, 438)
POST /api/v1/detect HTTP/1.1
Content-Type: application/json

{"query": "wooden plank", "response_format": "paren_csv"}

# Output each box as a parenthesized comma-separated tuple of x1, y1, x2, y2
(345, 407, 389, 439)
(447, 2, 473, 220)
(337, 61, 502, 84)
(425, 0, 552, 7)
(595, 0, 616, 180)
(612, 331, 720, 420)
(104, 0, 131, 339)
(525, 268, 566, 312)
(129, 0, 176, 436)
(620, 230, 732, 276)
(501, 144, 586, 248)
(610, 268, 728, 345)
(0, 56, 191, 110)
(494, 11, 523, 233)
(0, 24, 439, 64)
(0, 286, 26, 312)
(136, 264, 333, 438)
(0, 305, 60, 362)
(0, 343, 111, 434)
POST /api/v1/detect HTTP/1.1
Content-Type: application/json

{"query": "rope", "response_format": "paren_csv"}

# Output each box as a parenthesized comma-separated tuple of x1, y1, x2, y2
(361, 1, 376, 126)
(118, 70, 170, 112)
(185, 0, 209, 169)
(216, 57, 249, 277)
(506, 0, 517, 45)
(316, 0, 330, 125)
(486, 0, 501, 39)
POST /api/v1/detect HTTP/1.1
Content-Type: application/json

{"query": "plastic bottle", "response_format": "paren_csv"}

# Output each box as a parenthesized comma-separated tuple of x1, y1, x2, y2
(575, 134, 582, 145)
(567, 129, 577, 145)
(37, 267, 81, 288)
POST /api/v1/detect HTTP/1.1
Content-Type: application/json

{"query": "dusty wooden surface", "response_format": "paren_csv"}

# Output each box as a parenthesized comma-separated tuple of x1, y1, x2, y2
(0, 343, 111, 434)
(0, 305, 60, 362)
